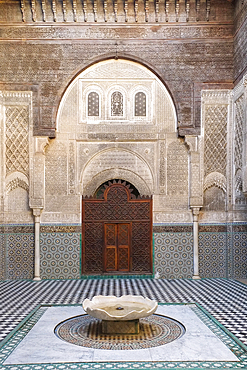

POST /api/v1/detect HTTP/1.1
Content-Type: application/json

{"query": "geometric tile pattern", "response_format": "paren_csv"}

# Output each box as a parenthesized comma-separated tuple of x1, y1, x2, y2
(233, 231, 247, 278)
(0, 278, 247, 349)
(0, 233, 5, 280)
(40, 232, 81, 279)
(199, 232, 226, 278)
(6, 233, 34, 280)
(1, 223, 247, 280)
(154, 232, 193, 278)
(55, 314, 184, 349)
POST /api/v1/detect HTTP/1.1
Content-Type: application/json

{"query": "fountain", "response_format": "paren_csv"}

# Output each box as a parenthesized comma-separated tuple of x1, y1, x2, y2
(83, 295, 158, 334)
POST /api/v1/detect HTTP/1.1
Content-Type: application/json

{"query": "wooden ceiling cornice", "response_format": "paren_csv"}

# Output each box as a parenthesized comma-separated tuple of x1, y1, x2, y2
(17, 0, 227, 23)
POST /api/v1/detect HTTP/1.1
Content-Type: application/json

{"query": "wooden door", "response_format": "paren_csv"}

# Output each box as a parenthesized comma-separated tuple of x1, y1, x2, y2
(104, 223, 130, 272)
(82, 181, 152, 275)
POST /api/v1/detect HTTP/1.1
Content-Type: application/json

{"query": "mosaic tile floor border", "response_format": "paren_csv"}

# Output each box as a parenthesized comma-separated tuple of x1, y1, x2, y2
(0, 303, 247, 370)
(54, 313, 185, 350)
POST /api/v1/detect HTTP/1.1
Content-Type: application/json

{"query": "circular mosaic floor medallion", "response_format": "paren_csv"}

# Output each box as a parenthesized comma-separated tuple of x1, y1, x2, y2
(54, 314, 185, 350)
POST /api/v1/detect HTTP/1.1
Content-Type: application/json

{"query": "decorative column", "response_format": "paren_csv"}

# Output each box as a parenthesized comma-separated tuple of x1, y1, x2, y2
(242, 75, 247, 196)
(29, 137, 49, 281)
(33, 208, 42, 281)
(185, 135, 203, 280)
(192, 207, 200, 279)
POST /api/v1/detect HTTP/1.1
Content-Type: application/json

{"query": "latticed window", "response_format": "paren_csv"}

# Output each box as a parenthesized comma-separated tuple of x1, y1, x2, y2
(88, 92, 99, 116)
(135, 92, 146, 116)
(111, 91, 123, 116)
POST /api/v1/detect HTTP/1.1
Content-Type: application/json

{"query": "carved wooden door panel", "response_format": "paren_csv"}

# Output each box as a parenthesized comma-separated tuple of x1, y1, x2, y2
(104, 223, 130, 272)
(82, 180, 152, 275)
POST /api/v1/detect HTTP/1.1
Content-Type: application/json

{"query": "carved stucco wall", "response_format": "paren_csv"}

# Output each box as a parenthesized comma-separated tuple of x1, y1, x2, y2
(1, 65, 247, 279)
(0, 92, 35, 280)
(201, 90, 231, 222)
(201, 82, 247, 223)
(42, 59, 191, 224)
(0, 92, 33, 224)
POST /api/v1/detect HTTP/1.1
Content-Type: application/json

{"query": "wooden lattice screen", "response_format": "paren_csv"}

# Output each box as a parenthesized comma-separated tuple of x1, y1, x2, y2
(82, 181, 153, 275)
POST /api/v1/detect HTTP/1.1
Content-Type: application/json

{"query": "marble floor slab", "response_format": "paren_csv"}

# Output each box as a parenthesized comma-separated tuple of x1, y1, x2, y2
(3, 304, 239, 365)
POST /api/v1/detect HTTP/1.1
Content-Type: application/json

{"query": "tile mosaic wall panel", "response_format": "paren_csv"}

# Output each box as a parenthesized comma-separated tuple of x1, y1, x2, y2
(7, 233, 34, 279)
(40, 230, 81, 279)
(199, 231, 227, 278)
(0, 231, 5, 280)
(233, 231, 247, 278)
(153, 229, 193, 279)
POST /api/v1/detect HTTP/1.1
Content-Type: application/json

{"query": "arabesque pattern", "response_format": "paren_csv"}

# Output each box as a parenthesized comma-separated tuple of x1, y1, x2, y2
(5, 106, 29, 177)
(204, 105, 227, 177)
(234, 94, 244, 172)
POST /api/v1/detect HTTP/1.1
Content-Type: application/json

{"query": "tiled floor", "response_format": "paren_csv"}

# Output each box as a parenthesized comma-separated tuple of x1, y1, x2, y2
(0, 278, 247, 347)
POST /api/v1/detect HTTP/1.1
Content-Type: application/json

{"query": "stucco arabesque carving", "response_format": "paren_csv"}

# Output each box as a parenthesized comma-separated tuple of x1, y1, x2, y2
(201, 90, 232, 105)
(203, 172, 227, 193)
(29, 137, 50, 213)
(80, 146, 154, 196)
(6, 177, 29, 195)
(185, 135, 203, 210)
(83, 168, 152, 197)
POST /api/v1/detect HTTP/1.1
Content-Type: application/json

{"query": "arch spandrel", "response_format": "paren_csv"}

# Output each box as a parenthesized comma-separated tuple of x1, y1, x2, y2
(81, 148, 154, 196)
(57, 58, 177, 134)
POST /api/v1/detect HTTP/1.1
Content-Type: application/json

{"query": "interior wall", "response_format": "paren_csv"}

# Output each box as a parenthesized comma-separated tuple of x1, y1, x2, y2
(0, 1, 246, 280)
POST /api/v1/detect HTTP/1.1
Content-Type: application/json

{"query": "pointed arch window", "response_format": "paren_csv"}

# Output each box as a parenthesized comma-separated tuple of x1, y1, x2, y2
(135, 92, 146, 116)
(111, 91, 123, 116)
(88, 92, 99, 116)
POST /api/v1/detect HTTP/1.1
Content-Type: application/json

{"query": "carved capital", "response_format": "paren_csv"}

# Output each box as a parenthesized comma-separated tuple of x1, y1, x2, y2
(29, 198, 44, 210)
(185, 135, 198, 152)
(190, 197, 203, 208)
(191, 206, 201, 221)
(32, 208, 42, 218)
(35, 137, 49, 154)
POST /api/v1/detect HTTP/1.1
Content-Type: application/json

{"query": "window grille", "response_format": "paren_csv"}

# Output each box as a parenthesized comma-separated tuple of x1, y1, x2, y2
(88, 92, 99, 116)
(111, 91, 123, 116)
(135, 92, 146, 116)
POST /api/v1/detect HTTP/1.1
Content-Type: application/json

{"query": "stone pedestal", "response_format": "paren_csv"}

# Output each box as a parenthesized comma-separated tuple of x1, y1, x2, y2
(102, 319, 140, 334)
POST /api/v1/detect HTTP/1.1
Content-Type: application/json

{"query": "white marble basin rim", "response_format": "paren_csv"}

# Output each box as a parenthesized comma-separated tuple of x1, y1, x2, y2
(83, 295, 158, 321)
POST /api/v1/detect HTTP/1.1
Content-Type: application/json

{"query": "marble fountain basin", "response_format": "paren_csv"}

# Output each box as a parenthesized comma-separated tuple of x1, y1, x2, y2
(83, 295, 158, 321)
(83, 295, 158, 334)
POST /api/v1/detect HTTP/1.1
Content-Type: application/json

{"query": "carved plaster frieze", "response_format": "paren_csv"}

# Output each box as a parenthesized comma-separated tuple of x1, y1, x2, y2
(201, 90, 232, 105)
(154, 212, 192, 223)
(41, 212, 80, 223)
(4, 212, 33, 223)
(1, 91, 32, 104)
